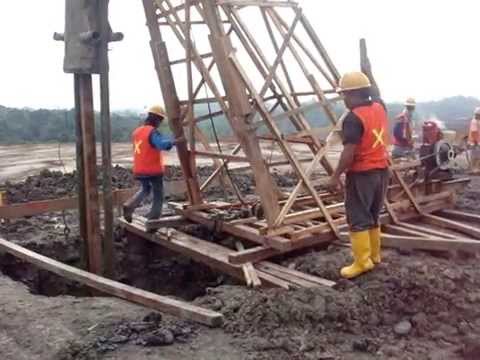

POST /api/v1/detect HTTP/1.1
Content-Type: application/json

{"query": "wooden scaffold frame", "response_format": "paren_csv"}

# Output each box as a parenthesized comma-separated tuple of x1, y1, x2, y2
(138, 0, 479, 260)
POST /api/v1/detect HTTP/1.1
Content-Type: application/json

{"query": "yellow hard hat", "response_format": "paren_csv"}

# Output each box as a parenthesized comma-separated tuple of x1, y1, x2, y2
(404, 97, 416, 107)
(148, 105, 166, 118)
(336, 72, 371, 93)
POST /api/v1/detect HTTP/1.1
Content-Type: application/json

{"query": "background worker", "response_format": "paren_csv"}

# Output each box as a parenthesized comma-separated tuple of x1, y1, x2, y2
(329, 71, 390, 279)
(468, 107, 480, 173)
(392, 98, 416, 159)
(123, 105, 175, 223)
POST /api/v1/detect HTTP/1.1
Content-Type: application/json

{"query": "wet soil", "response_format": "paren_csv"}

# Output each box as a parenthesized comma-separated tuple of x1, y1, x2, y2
(1, 169, 480, 359)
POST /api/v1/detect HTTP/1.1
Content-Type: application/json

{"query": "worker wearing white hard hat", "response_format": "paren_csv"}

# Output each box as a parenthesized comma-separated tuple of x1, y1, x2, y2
(392, 97, 416, 159)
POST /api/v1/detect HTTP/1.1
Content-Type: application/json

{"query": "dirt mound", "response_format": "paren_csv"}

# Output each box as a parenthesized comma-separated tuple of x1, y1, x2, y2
(195, 247, 480, 360)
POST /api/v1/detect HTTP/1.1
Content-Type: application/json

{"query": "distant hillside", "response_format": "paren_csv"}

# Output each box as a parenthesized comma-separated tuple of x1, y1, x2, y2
(0, 96, 478, 144)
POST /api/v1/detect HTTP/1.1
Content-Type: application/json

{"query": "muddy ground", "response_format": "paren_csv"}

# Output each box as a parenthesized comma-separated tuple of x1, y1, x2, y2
(1, 167, 480, 359)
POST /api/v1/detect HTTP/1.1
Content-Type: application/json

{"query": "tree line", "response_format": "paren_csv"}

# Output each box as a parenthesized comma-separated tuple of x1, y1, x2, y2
(0, 96, 478, 144)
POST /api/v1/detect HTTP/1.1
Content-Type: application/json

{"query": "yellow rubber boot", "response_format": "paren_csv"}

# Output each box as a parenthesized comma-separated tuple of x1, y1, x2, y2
(341, 230, 374, 279)
(369, 226, 382, 264)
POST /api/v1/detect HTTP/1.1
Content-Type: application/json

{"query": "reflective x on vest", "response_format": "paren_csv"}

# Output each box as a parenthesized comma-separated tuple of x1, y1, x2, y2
(372, 128, 385, 148)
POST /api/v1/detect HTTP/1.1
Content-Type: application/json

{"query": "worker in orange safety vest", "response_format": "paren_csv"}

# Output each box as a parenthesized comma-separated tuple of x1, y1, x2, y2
(468, 107, 480, 173)
(329, 71, 390, 279)
(123, 105, 176, 223)
(392, 98, 416, 159)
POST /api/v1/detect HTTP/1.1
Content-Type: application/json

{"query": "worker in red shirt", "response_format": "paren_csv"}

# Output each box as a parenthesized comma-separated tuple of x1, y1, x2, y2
(468, 107, 480, 173)
(330, 71, 389, 279)
(392, 98, 416, 159)
(123, 105, 175, 222)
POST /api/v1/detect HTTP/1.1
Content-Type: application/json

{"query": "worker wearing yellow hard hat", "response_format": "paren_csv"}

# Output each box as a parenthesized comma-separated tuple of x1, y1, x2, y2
(123, 104, 175, 223)
(330, 71, 390, 279)
(392, 97, 416, 159)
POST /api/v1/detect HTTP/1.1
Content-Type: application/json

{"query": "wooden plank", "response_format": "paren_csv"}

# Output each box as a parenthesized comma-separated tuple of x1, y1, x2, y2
(0, 237, 223, 327)
(145, 215, 187, 231)
(78, 74, 102, 275)
(380, 234, 480, 253)
(422, 214, 480, 240)
(383, 224, 431, 238)
(0, 189, 136, 219)
(236, 242, 262, 288)
(436, 209, 480, 223)
(228, 245, 280, 264)
(120, 218, 289, 288)
(258, 262, 335, 288)
(395, 222, 458, 240)
(194, 150, 249, 162)
(217, 0, 297, 7)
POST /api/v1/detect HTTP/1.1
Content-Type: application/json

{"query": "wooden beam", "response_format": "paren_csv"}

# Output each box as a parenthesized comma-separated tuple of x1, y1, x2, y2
(78, 74, 102, 275)
(143, 0, 202, 205)
(121, 218, 293, 288)
(436, 209, 480, 223)
(235, 242, 262, 287)
(380, 234, 480, 253)
(228, 245, 280, 264)
(194, 150, 249, 162)
(0, 237, 224, 327)
(145, 215, 187, 231)
(201, 0, 281, 225)
(256, 262, 335, 288)
(394, 222, 458, 239)
(422, 214, 480, 240)
(0, 189, 136, 219)
(217, 0, 298, 7)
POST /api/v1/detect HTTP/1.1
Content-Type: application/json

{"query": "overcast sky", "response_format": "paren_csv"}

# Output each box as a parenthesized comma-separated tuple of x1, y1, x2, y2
(0, 1, 478, 110)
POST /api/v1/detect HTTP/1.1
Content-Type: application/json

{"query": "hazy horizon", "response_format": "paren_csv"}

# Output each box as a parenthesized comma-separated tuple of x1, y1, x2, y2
(1, 1, 479, 110)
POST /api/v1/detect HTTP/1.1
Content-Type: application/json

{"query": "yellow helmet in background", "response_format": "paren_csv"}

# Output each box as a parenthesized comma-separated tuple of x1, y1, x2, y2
(404, 98, 416, 107)
(148, 105, 167, 118)
(336, 72, 371, 93)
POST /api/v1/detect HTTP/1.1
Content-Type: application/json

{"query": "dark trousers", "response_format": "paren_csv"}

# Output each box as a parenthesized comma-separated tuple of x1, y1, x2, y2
(345, 168, 389, 232)
(125, 175, 164, 219)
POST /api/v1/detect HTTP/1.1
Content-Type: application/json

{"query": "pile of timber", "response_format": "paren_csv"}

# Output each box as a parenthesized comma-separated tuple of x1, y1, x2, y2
(119, 217, 336, 290)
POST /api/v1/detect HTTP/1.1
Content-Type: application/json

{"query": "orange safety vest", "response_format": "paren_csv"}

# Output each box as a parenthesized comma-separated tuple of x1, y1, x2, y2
(349, 102, 389, 172)
(132, 125, 165, 176)
(392, 111, 412, 146)
(468, 118, 480, 144)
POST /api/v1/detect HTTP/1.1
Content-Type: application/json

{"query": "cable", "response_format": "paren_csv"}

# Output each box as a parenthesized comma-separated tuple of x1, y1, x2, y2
(203, 84, 245, 204)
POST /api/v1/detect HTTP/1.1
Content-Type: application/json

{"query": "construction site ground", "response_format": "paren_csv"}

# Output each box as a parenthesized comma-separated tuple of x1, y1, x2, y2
(1, 162, 480, 360)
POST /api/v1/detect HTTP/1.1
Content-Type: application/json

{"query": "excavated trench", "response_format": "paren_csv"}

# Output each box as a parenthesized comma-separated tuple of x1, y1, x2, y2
(0, 223, 228, 300)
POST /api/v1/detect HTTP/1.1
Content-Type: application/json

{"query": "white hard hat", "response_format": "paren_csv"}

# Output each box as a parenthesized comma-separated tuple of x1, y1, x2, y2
(475, 107, 480, 115)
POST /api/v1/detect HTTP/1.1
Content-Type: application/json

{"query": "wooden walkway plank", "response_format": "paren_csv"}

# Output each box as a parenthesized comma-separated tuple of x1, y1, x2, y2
(0, 237, 224, 327)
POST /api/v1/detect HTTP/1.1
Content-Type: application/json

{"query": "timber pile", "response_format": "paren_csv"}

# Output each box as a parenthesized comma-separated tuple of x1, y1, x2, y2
(120, 216, 336, 290)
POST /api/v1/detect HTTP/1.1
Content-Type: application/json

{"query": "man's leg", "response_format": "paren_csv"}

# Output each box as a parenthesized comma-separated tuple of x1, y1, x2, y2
(146, 175, 163, 220)
(342, 172, 375, 279)
(368, 169, 390, 264)
(123, 178, 152, 223)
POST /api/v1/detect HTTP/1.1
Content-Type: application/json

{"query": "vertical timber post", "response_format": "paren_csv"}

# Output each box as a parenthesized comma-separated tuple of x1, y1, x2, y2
(78, 74, 103, 275)
(74, 75, 88, 268)
(142, 0, 202, 205)
(201, 0, 280, 225)
(98, 0, 114, 277)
